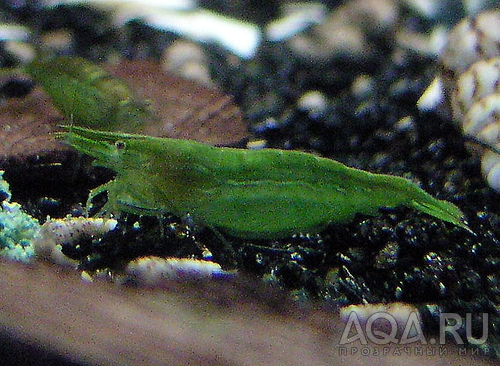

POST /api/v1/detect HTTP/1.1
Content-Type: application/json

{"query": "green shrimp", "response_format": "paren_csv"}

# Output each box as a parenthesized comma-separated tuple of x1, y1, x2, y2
(62, 126, 470, 240)
(25, 56, 155, 131)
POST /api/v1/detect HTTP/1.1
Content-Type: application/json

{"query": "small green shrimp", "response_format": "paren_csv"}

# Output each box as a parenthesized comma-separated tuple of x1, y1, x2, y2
(25, 56, 155, 132)
(62, 126, 470, 240)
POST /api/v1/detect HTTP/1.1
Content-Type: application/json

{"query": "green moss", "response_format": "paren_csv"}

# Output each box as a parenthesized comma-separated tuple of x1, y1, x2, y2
(0, 171, 39, 262)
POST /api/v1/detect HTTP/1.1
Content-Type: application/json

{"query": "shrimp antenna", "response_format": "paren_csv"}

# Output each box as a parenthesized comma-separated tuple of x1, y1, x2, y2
(464, 134, 500, 156)
(68, 77, 77, 134)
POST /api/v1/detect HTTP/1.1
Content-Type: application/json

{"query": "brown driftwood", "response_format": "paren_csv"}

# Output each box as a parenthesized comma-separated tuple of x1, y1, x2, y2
(0, 260, 496, 366)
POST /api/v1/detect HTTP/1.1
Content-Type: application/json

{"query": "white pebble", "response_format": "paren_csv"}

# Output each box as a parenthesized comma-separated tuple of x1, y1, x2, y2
(126, 256, 235, 285)
(33, 216, 117, 267)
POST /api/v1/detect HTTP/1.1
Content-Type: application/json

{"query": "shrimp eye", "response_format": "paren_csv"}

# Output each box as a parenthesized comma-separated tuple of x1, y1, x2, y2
(115, 141, 126, 149)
